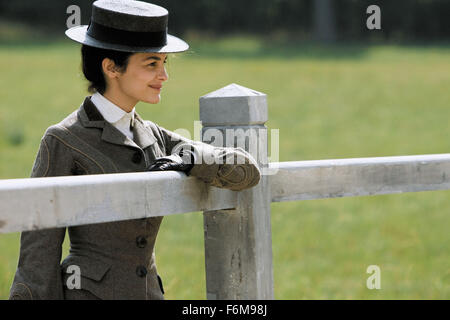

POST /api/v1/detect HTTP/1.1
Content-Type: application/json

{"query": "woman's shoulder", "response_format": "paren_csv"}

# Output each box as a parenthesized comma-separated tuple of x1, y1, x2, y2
(41, 109, 80, 139)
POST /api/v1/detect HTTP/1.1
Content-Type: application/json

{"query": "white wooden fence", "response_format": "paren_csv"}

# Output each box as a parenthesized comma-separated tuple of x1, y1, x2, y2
(1, 83, 449, 299)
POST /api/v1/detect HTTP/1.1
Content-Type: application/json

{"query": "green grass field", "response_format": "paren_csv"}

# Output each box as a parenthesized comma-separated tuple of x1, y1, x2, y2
(0, 36, 449, 299)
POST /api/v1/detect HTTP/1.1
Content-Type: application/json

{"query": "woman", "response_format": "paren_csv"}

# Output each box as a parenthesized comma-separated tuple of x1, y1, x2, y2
(9, 0, 260, 300)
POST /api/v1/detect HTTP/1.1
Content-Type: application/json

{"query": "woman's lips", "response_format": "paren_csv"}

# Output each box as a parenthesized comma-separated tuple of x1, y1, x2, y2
(149, 85, 162, 92)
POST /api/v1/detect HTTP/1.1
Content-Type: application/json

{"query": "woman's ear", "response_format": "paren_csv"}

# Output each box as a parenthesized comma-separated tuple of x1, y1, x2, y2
(101, 58, 120, 80)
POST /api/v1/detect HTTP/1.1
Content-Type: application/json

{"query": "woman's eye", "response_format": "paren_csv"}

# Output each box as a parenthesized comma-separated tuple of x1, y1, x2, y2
(146, 59, 167, 67)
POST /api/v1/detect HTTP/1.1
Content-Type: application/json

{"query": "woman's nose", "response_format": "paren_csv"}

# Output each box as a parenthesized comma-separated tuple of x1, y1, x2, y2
(159, 66, 169, 82)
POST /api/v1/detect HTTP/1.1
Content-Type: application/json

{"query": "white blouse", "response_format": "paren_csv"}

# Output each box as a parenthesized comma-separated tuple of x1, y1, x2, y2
(91, 92, 135, 141)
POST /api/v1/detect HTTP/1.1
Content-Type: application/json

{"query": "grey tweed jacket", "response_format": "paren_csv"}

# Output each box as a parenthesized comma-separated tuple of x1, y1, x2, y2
(9, 96, 261, 300)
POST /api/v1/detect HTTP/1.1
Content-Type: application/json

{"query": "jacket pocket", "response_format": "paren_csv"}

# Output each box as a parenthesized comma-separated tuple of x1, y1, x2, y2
(61, 255, 112, 299)
(9, 283, 33, 300)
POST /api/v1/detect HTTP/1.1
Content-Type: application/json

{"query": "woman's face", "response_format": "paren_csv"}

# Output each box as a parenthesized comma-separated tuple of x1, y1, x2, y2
(109, 52, 169, 106)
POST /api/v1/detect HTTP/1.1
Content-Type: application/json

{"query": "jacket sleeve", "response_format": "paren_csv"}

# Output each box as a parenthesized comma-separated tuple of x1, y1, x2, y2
(9, 130, 73, 300)
(156, 125, 261, 192)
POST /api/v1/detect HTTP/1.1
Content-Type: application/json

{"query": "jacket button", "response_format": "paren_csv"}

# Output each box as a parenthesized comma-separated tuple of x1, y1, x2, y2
(136, 266, 147, 278)
(132, 152, 142, 164)
(136, 236, 147, 248)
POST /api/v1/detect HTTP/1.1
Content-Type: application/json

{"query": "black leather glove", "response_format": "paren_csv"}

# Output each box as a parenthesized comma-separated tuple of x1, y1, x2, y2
(146, 150, 194, 174)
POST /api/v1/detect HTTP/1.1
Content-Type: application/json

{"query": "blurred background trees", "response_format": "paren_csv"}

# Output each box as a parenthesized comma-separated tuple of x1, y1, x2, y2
(0, 0, 449, 42)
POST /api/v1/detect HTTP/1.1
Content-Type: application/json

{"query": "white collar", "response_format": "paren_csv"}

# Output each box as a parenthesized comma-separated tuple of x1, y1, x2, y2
(91, 92, 135, 125)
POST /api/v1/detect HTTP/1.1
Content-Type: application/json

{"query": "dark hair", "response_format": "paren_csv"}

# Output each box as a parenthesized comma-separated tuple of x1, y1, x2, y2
(81, 45, 134, 94)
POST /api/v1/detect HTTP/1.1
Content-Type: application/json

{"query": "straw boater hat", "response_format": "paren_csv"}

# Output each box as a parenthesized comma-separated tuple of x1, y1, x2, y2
(65, 0, 189, 53)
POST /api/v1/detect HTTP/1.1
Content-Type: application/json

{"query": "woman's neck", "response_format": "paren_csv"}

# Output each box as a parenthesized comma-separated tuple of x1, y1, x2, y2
(102, 88, 137, 113)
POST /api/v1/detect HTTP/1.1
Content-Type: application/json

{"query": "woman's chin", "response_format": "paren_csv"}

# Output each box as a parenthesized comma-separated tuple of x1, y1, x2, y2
(142, 95, 161, 104)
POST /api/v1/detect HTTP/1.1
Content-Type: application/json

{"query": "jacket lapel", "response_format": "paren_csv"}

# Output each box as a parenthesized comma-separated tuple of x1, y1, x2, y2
(132, 113, 158, 150)
(78, 96, 156, 149)
(101, 122, 136, 148)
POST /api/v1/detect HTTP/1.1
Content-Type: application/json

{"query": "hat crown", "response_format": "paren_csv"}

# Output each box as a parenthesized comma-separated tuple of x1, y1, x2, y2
(95, 0, 168, 16)
(92, 0, 168, 32)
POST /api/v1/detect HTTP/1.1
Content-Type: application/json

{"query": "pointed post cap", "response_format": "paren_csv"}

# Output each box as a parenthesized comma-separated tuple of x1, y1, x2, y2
(199, 83, 268, 126)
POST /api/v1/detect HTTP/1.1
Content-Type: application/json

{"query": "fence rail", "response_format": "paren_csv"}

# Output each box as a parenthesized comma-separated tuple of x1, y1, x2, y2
(270, 154, 450, 202)
(0, 172, 237, 234)
(1, 84, 449, 300)
(2, 154, 450, 234)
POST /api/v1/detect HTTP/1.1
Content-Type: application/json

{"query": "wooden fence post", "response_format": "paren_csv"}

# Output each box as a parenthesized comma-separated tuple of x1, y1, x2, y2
(200, 84, 274, 299)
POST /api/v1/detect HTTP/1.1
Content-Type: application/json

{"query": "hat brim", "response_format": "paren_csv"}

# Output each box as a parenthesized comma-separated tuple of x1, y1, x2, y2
(65, 25, 189, 53)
